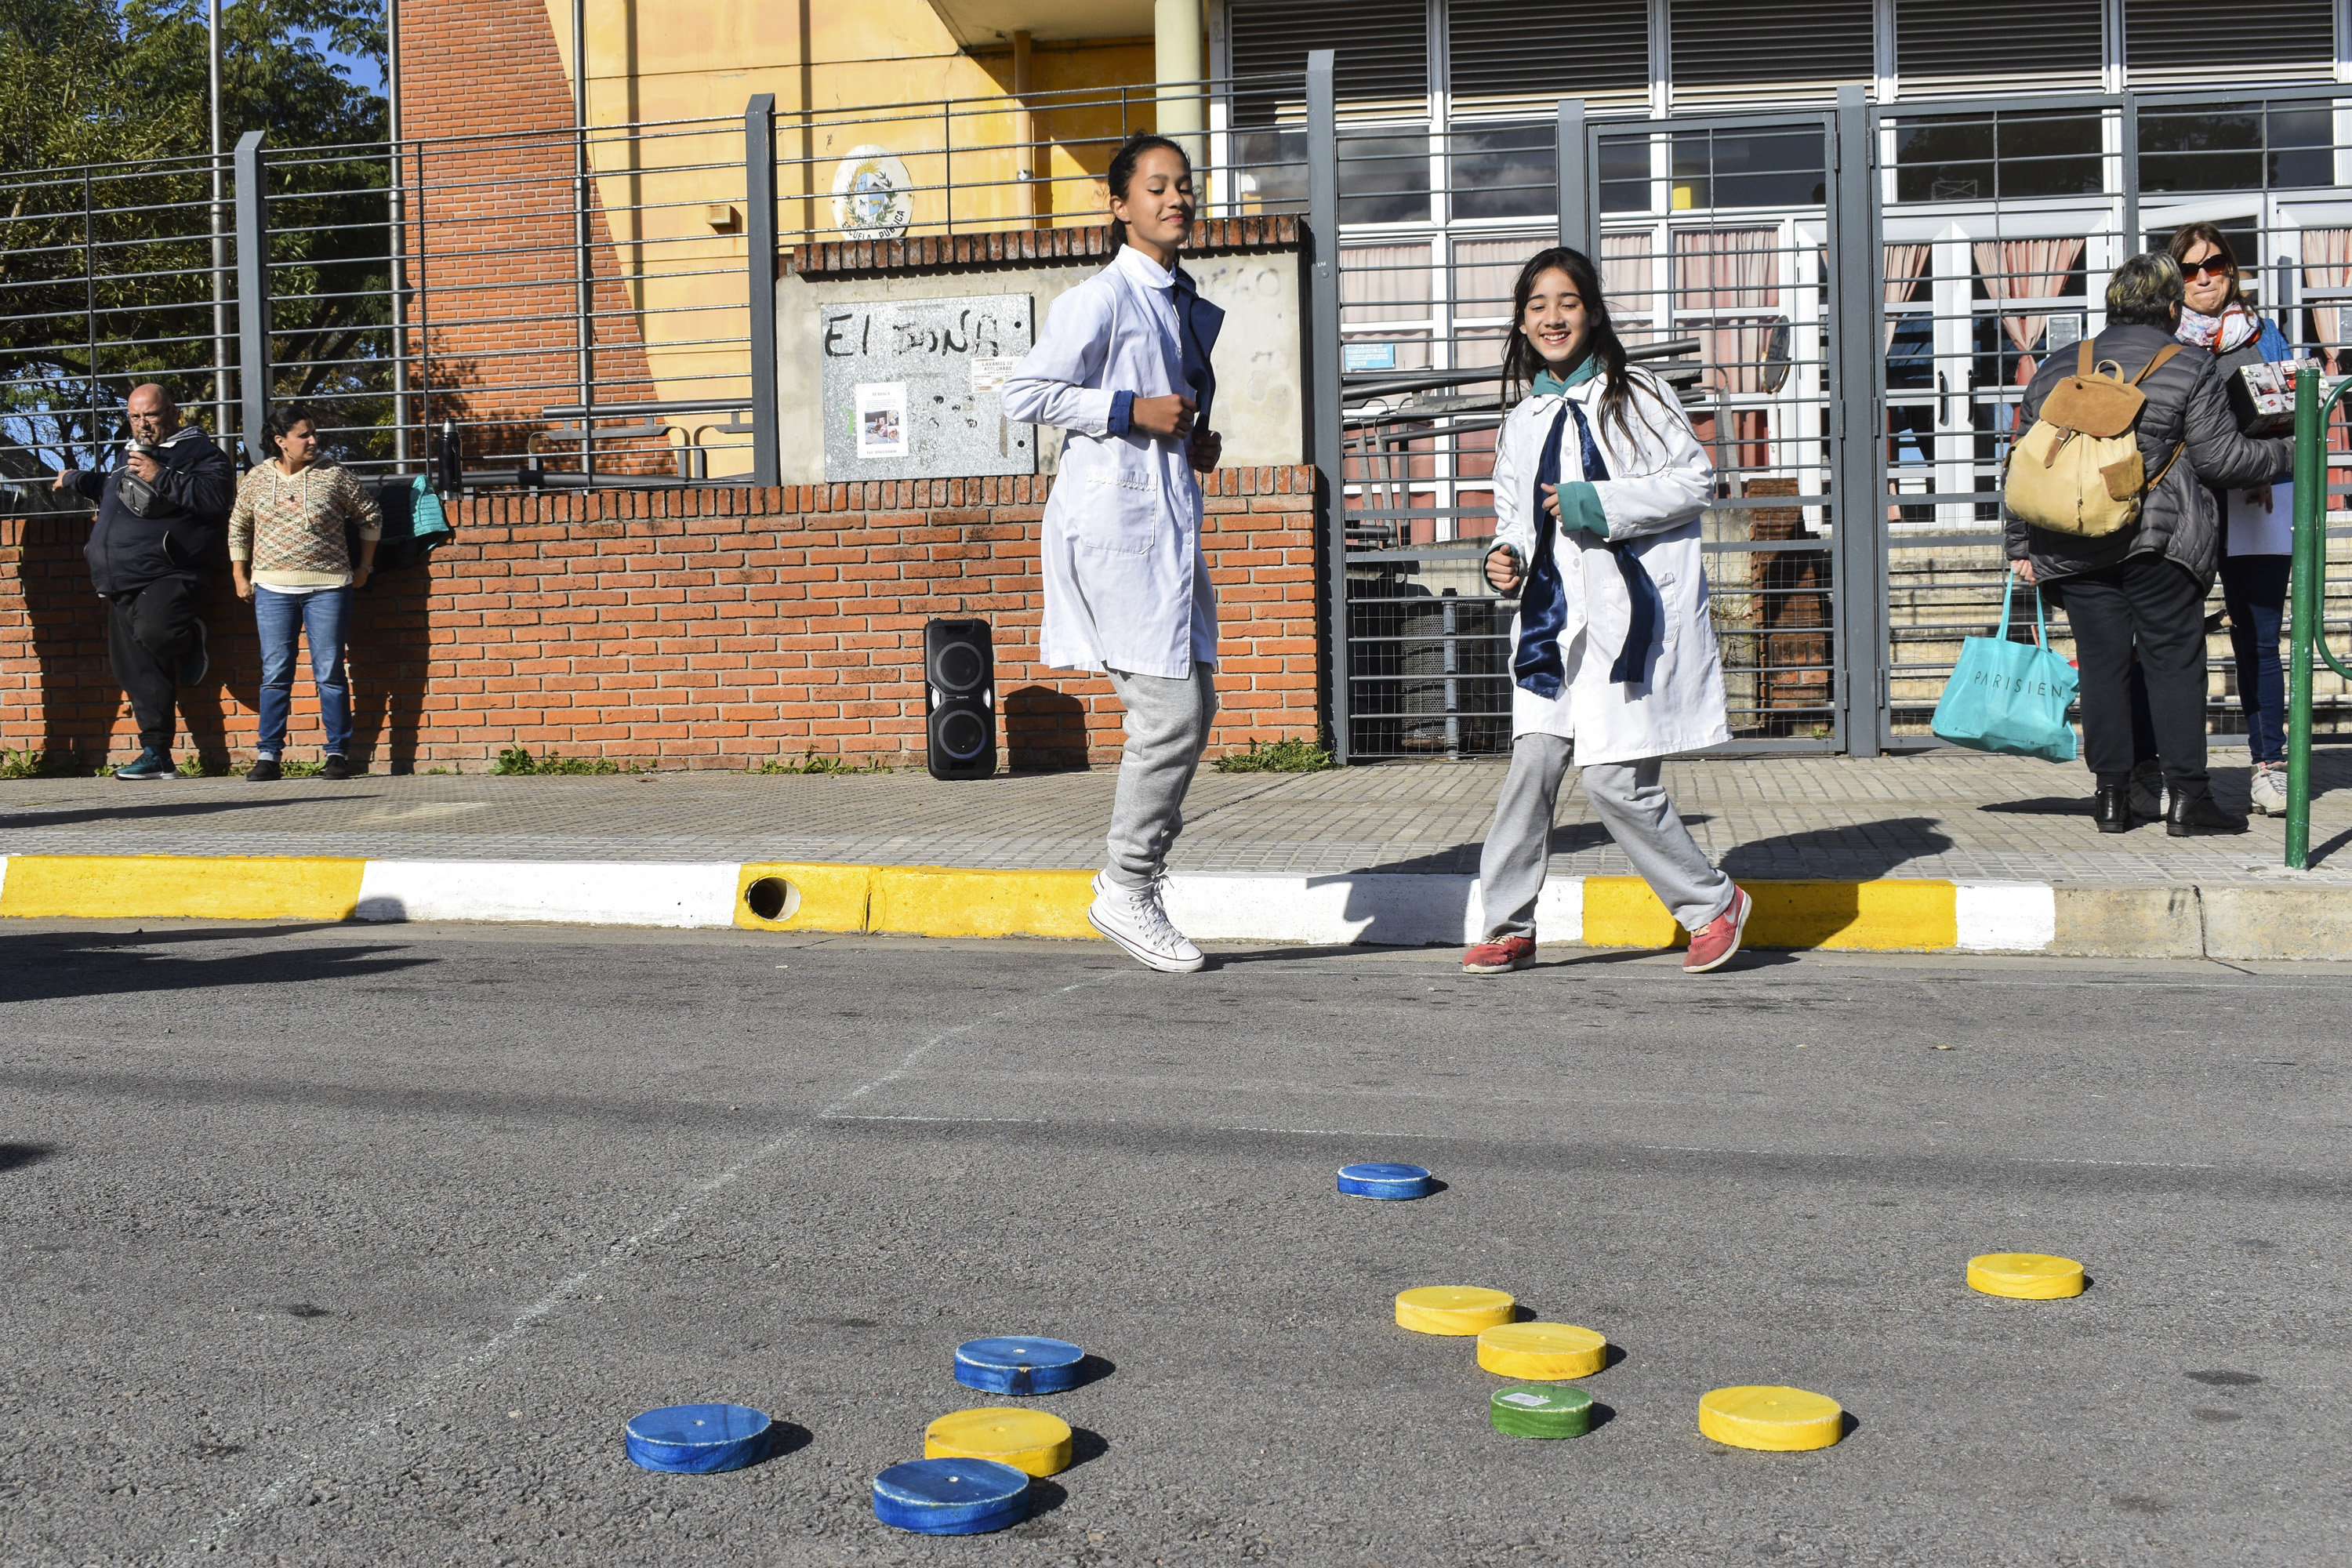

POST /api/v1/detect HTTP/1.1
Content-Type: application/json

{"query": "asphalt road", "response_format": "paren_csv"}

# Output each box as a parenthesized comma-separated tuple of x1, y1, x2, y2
(0, 924, 2343, 1566)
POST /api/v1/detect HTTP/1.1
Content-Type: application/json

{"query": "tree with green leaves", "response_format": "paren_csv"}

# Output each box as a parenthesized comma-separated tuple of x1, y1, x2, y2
(0, 0, 391, 495)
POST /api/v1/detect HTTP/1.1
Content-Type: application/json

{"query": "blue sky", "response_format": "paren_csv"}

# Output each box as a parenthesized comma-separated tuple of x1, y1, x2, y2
(314, 33, 384, 95)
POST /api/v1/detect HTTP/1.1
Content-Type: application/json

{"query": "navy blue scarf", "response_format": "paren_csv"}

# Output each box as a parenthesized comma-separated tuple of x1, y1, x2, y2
(1510, 381, 1664, 695)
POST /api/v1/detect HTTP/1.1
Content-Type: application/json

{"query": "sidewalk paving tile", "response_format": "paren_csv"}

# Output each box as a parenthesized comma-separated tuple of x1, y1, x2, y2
(2, 749, 2347, 887)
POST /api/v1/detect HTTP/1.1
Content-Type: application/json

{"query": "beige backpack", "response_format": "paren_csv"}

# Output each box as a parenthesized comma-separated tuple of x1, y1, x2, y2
(2005, 339, 2186, 537)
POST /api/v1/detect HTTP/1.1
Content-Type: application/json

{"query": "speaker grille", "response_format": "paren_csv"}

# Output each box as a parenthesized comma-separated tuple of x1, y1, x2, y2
(937, 710, 991, 761)
(934, 643, 987, 694)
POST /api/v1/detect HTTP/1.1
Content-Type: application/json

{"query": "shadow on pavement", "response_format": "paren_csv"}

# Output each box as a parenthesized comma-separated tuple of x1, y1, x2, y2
(0, 1141, 57, 1172)
(1979, 797, 2092, 817)
(0, 924, 430, 1004)
(0, 794, 378, 832)
(1719, 815, 1956, 880)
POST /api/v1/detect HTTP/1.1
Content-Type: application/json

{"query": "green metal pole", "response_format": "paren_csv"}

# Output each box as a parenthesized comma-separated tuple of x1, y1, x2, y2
(2285, 368, 2321, 869)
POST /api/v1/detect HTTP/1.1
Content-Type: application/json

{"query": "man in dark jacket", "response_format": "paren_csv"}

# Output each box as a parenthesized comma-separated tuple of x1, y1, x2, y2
(51, 383, 235, 779)
(2005, 253, 2292, 836)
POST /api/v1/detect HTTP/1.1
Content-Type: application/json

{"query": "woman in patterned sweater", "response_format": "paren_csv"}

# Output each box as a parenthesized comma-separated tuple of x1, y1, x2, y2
(228, 405, 382, 780)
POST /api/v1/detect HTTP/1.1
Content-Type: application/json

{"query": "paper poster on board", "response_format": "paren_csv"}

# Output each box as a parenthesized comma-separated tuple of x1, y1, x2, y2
(855, 383, 907, 459)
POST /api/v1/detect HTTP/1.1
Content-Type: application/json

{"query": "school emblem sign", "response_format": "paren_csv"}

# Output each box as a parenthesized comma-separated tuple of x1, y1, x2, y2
(831, 146, 913, 241)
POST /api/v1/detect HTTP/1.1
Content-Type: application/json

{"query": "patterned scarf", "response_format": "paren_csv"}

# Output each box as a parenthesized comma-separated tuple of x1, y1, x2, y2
(2176, 303, 2260, 355)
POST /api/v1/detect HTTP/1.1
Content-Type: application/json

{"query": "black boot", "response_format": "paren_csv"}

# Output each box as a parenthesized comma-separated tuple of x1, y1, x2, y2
(2168, 789, 2249, 837)
(2094, 785, 2132, 833)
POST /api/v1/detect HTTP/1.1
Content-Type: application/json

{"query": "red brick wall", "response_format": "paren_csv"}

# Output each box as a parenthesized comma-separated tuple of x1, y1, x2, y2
(0, 468, 1322, 771)
(400, 0, 666, 471)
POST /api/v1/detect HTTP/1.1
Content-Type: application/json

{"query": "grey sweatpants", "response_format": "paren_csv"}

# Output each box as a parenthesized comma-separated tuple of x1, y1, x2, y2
(1477, 732, 1733, 939)
(1103, 663, 1218, 889)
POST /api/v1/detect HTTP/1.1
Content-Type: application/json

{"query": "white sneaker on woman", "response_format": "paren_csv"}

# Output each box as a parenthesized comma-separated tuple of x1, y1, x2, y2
(2249, 761, 2288, 816)
(1088, 871, 1204, 973)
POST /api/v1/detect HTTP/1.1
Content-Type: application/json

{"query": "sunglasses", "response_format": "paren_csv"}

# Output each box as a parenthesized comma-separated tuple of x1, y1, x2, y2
(2183, 255, 2235, 279)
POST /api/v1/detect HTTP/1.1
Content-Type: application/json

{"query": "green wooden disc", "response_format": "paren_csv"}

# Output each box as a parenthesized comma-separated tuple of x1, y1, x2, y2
(1489, 1383, 1594, 1439)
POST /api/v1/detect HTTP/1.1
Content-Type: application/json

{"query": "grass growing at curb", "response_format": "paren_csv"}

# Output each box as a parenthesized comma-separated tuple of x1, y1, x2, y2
(489, 745, 639, 776)
(1214, 737, 1336, 774)
(749, 748, 892, 775)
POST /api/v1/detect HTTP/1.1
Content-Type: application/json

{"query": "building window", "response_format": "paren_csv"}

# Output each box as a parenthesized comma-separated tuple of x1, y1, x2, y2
(1891, 111, 2103, 204)
(2140, 105, 2335, 192)
(1448, 123, 1557, 222)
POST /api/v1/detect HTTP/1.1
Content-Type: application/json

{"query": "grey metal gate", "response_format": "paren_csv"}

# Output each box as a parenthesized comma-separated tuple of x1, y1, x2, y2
(1305, 65, 1881, 760)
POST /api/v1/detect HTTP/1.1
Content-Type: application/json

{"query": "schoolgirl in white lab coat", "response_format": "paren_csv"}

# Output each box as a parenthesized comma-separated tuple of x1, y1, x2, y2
(1463, 245, 1751, 976)
(1001, 133, 1226, 974)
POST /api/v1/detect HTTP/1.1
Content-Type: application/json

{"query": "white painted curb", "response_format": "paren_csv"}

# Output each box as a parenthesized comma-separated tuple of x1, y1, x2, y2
(354, 860, 740, 927)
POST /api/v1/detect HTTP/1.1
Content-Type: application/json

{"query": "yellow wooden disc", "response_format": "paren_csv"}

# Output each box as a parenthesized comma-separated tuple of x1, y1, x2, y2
(1476, 1321, 1608, 1380)
(1697, 1385, 1845, 1452)
(1394, 1285, 1516, 1336)
(1967, 1252, 2085, 1299)
(924, 1407, 1073, 1477)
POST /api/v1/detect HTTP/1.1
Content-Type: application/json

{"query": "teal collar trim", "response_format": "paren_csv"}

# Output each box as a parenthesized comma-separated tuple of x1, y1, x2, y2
(1530, 353, 1601, 397)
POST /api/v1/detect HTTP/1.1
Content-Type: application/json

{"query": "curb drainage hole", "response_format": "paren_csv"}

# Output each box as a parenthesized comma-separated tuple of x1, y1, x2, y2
(745, 876, 800, 924)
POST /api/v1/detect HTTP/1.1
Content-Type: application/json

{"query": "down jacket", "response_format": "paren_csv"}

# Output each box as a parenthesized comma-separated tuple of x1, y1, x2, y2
(2002, 321, 2291, 590)
(72, 423, 234, 597)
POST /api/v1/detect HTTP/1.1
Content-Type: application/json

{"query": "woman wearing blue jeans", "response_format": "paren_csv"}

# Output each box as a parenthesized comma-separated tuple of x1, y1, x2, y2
(227, 405, 381, 780)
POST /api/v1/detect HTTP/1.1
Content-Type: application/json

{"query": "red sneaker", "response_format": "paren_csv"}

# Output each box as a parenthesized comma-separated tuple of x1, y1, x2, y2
(1682, 887, 1751, 974)
(1462, 935, 1536, 974)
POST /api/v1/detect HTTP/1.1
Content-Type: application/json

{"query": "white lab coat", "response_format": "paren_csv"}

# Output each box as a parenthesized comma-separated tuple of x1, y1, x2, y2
(1490, 368, 1731, 765)
(1001, 246, 1225, 677)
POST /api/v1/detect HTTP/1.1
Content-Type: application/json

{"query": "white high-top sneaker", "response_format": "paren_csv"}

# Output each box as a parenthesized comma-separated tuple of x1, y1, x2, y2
(1087, 872, 1204, 973)
(2249, 760, 2288, 816)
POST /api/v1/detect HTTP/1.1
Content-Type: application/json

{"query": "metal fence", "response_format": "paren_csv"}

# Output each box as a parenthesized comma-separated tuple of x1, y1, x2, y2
(1302, 62, 2352, 760)
(5, 65, 2351, 763)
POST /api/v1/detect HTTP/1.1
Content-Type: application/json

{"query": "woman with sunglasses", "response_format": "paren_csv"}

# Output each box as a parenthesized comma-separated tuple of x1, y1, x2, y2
(2168, 223, 2295, 816)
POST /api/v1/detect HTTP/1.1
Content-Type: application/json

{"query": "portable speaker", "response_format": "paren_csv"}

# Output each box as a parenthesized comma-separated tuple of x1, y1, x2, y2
(924, 618, 996, 781)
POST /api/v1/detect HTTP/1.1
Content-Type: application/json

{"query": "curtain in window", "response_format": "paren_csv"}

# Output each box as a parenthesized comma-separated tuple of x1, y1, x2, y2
(1674, 228, 1780, 394)
(1973, 238, 2083, 384)
(1884, 244, 1930, 350)
(2300, 230, 2352, 447)
(1602, 232, 1658, 344)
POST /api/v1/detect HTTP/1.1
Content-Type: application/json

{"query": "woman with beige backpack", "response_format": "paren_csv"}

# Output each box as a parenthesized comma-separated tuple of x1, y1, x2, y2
(2002, 251, 2292, 837)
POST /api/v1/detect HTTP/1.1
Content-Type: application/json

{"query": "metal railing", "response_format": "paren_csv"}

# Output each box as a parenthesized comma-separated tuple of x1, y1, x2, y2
(10, 61, 2352, 773)
(2285, 366, 2352, 867)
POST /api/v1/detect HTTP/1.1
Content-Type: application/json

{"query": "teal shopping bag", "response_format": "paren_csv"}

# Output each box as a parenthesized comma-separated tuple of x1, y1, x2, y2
(1930, 582, 2079, 764)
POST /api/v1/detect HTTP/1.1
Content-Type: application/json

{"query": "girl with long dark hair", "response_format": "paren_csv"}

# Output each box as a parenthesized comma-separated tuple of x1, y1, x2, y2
(1462, 246, 1748, 975)
(1003, 133, 1226, 972)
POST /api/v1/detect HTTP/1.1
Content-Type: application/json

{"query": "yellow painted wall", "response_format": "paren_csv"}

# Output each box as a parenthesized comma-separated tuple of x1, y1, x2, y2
(543, 1, 1163, 473)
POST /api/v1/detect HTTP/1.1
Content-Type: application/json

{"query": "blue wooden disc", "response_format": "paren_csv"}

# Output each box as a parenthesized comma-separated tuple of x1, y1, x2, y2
(953, 1336, 1084, 1396)
(1338, 1162, 1432, 1200)
(624, 1403, 773, 1473)
(873, 1457, 1030, 1535)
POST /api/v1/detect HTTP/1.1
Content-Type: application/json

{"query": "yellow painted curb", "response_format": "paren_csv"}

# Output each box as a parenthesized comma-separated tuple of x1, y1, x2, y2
(0, 855, 367, 921)
(1582, 877, 1960, 952)
(869, 866, 1097, 939)
(734, 862, 873, 932)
